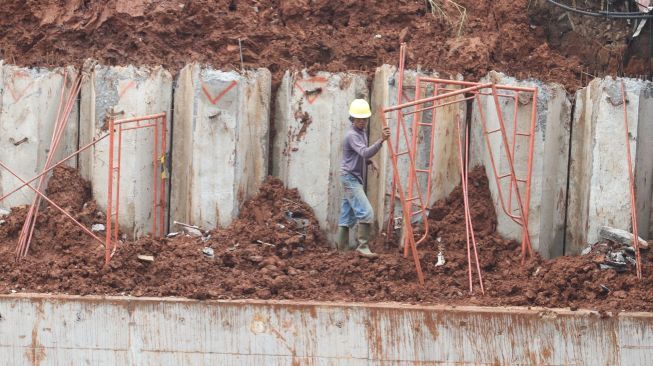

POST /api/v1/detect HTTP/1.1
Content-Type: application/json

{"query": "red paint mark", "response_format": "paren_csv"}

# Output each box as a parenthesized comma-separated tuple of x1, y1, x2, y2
(118, 81, 136, 99)
(6, 72, 34, 102)
(294, 76, 327, 104)
(202, 80, 238, 105)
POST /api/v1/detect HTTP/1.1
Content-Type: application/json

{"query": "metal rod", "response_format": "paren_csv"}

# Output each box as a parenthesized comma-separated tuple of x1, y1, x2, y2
(621, 80, 642, 279)
(0, 134, 109, 203)
(402, 95, 476, 116)
(381, 112, 425, 285)
(105, 116, 115, 264)
(385, 43, 407, 242)
(114, 113, 167, 125)
(384, 84, 493, 113)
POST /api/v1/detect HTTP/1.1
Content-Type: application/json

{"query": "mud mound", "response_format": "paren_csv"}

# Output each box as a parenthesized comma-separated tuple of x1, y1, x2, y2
(0, 166, 102, 255)
(0, 0, 581, 90)
(1, 170, 652, 312)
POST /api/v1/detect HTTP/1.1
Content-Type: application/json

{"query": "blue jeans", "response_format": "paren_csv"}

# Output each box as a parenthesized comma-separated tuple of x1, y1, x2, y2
(338, 173, 374, 228)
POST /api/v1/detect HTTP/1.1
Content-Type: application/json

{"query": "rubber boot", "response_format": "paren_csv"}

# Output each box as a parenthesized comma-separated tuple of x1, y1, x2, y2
(336, 226, 350, 251)
(356, 223, 378, 258)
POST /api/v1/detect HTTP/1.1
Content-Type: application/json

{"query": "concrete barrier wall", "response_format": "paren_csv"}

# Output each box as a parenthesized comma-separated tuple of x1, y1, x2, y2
(0, 294, 651, 365)
(272, 71, 368, 242)
(79, 64, 172, 239)
(368, 65, 465, 234)
(470, 71, 571, 259)
(170, 65, 271, 229)
(0, 63, 79, 209)
(566, 77, 653, 254)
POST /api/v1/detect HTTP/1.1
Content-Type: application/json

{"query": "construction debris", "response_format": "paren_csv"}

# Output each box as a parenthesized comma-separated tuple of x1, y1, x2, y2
(599, 226, 650, 250)
(137, 255, 154, 262)
(202, 247, 214, 258)
(91, 224, 105, 232)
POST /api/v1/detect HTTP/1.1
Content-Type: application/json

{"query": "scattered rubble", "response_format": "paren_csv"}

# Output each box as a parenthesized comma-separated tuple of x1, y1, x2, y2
(599, 226, 650, 250)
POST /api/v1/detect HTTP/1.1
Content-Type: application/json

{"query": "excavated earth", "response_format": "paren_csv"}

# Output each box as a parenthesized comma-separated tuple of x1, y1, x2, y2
(0, 0, 595, 91)
(1, 166, 652, 314)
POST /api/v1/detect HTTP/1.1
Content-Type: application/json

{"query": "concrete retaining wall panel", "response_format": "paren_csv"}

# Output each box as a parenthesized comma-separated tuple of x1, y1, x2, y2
(170, 64, 270, 229)
(0, 64, 79, 209)
(79, 64, 172, 239)
(470, 71, 571, 258)
(272, 71, 368, 242)
(566, 77, 653, 254)
(368, 65, 465, 234)
(0, 294, 651, 365)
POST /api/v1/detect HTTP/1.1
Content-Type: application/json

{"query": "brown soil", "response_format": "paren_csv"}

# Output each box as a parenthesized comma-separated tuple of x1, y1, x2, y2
(1, 166, 651, 313)
(529, 0, 652, 78)
(1, 0, 583, 90)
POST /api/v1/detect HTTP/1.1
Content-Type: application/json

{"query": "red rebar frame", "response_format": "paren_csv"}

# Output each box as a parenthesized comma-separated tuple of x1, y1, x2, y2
(104, 112, 168, 263)
(382, 73, 539, 289)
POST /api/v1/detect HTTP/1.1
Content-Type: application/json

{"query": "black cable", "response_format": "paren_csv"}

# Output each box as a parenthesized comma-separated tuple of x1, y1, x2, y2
(546, 0, 653, 19)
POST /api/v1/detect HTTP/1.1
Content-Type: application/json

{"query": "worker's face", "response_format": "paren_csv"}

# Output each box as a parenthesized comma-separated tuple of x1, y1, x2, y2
(353, 118, 368, 130)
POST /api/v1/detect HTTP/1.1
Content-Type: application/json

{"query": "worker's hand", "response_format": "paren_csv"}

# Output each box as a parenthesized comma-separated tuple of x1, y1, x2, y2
(381, 127, 391, 141)
(369, 160, 379, 174)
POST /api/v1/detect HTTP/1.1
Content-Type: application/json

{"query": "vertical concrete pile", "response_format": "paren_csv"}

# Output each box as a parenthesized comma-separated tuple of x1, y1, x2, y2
(470, 71, 571, 258)
(272, 70, 368, 242)
(566, 77, 653, 254)
(0, 62, 79, 209)
(368, 65, 465, 234)
(170, 64, 271, 229)
(79, 63, 172, 239)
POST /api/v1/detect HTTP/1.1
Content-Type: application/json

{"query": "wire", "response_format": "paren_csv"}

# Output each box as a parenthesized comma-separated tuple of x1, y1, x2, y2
(546, 0, 653, 18)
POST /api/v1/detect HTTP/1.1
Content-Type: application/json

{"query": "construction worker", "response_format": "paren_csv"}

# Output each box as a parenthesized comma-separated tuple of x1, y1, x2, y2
(336, 99, 391, 258)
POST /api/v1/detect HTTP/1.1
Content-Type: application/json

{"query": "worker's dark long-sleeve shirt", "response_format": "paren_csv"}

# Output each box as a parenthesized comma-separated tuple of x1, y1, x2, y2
(340, 126, 382, 184)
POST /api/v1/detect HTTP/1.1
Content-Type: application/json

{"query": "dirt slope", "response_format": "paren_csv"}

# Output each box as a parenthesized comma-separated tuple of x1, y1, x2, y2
(1, 0, 582, 89)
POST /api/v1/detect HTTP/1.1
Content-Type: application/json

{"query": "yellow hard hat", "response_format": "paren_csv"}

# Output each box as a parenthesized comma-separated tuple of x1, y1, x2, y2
(349, 99, 372, 119)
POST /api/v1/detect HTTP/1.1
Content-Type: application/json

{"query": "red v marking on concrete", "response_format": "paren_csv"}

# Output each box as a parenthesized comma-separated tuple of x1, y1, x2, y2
(7, 72, 35, 102)
(202, 80, 238, 105)
(118, 81, 136, 99)
(294, 76, 328, 104)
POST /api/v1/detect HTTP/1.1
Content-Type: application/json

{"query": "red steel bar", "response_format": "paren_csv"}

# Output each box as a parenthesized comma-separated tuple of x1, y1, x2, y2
(419, 77, 538, 93)
(402, 95, 477, 116)
(384, 84, 493, 113)
(620, 80, 642, 279)
(507, 92, 519, 213)
(114, 112, 167, 125)
(18, 73, 83, 258)
(474, 95, 524, 224)
(159, 115, 168, 237)
(0, 134, 109, 203)
(521, 89, 539, 261)
(105, 116, 116, 264)
(455, 113, 484, 293)
(114, 124, 123, 243)
(381, 112, 425, 285)
(153, 116, 159, 237)
(120, 123, 158, 131)
(385, 43, 407, 241)
(490, 84, 533, 258)
(403, 75, 423, 257)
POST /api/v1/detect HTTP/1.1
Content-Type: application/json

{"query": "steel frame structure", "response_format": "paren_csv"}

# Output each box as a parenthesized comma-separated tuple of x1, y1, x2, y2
(104, 112, 168, 263)
(382, 47, 538, 289)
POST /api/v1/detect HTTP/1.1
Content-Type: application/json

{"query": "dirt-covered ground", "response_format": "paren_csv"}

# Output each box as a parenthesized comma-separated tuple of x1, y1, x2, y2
(0, 0, 600, 91)
(1, 166, 651, 313)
